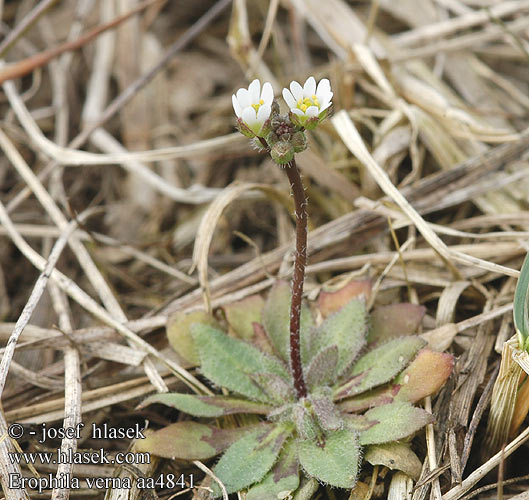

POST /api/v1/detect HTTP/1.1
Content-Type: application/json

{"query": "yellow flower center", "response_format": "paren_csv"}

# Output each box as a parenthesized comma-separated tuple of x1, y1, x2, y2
(251, 99, 265, 112)
(297, 95, 320, 112)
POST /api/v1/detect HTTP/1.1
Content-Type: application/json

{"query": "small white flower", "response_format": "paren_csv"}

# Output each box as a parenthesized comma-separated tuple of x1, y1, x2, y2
(232, 79, 274, 137)
(282, 76, 333, 128)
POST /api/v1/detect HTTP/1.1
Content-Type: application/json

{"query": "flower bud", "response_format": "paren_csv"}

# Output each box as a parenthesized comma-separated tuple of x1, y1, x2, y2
(292, 131, 307, 153)
(270, 141, 294, 165)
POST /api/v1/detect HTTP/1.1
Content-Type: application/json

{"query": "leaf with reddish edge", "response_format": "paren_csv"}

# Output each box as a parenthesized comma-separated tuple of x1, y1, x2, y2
(166, 310, 219, 366)
(262, 281, 314, 363)
(246, 439, 299, 500)
(338, 349, 453, 413)
(358, 401, 434, 445)
(368, 303, 426, 343)
(133, 422, 255, 460)
(334, 337, 426, 399)
(138, 393, 272, 417)
(318, 280, 372, 318)
(212, 424, 293, 496)
(223, 295, 264, 341)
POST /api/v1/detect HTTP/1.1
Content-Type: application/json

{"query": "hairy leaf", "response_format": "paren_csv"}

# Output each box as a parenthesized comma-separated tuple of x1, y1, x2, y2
(339, 349, 453, 412)
(252, 373, 296, 403)
(310, 299, 367, 377)
(138, 393, 271, 417)
(262, 281, 314, 362)
(223, 295, 264, 341)
(246, 439, 299, 500)
(192, 324, 289, 402)
(310, 393, 343, 432)
(368, 304, 425, 343)
(318, 280, 372, 318)
(305, 345, 339, 390)
(364, 442, 422, 480)
(134, 422, 252, 460)
(335, 337, 426, 399)
(166, 310, 219, 365)
(359, 401, 434, 445)
(212, 424, 292, 496)
(298, 428, 360, 488)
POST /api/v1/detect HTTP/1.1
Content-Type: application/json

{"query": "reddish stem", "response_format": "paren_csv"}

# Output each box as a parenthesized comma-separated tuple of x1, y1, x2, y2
(284, 158, 308, 399)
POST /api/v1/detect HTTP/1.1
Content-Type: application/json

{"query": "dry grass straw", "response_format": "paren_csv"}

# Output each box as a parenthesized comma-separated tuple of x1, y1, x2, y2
(2, 0, 529, 498)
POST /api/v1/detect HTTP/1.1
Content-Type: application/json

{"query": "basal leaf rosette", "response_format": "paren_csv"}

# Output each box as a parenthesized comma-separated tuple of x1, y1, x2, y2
(137, 281, 453, 498)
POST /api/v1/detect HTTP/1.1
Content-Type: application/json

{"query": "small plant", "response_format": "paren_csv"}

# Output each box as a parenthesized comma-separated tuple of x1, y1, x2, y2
(136, 78, 453, 498)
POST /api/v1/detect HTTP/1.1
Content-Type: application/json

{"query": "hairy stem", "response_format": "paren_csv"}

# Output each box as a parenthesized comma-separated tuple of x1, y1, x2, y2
(284, 158, 308, 399)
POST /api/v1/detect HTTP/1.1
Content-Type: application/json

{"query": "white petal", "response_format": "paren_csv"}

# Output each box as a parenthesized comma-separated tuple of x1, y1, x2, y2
(256, 103, 271, 125)
(319, 101, 332, 113)
(290, 80, 303, 101)
(316, 78, 331, 99)
(236, 88, 251, 108)
(282, 88, 297, 109)
(242, 106, 257, 126)
(232, 95, 242, 117)
(261, 82, 274, 104)
(319, 93, 333, 110)
(304, 76, 316, 97)
(248, 79, 261, 103)
(306, 105, 319, 117)
(291, 108, 304, 116)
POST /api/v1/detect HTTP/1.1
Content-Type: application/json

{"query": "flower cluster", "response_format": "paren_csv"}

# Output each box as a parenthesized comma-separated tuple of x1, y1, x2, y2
(232, 77, 333, 163)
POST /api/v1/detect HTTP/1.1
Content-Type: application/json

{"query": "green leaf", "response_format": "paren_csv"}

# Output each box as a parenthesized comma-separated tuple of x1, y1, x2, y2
(334, 337, 426, 399)
(298, 428, 360, 488)
(310, 393, 343, 432)
(514, 253, 529, 350)
(134, 422, 251, 460)
(192, 324, 289, 402)
(305, 345, 339, 390)
(364, 442, 422, 481)
(212, 424, 292, 496)
(262, 281, 314, 363)
(368, 304, 425, 343)
(359, 401, 434, 445)
(251, 373, 296, 403)
(138, 393, 271, 417)
(246, 439, 299, 500)
(310, 298, 367, 377)
(166, 310, 219, 365)
(338, 349, 453, 413)
(223, 295, 264, 341)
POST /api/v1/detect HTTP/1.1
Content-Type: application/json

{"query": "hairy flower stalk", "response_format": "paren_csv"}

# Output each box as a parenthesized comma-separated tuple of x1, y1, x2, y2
(284, 158, 308, 399)
(230, 77, 334, 400)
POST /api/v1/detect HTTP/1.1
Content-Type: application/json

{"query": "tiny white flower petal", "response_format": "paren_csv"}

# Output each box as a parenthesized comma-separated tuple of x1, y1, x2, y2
(306, 105, 319, 117)
(237, 88, 251, 108)
(316, 78, 331, 99)
(248, 79, 261, 103)
(304, 76, 316, 97)
(282, 88, 297, 109)
(319, 101, 332, 113)
(242, 106, 257, 126)
(291, 108, 304, 116)
(319, 93, 333, 109)
(232, 95, 242, 117)
(256, 103, 271, 125)
(290, 80, 304, 101)
(261, 82, 274, 104)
